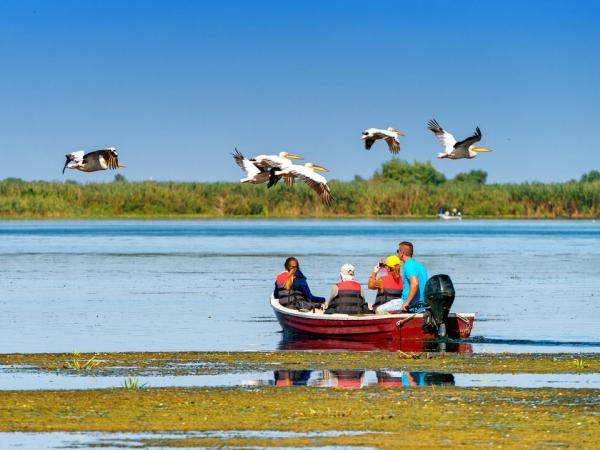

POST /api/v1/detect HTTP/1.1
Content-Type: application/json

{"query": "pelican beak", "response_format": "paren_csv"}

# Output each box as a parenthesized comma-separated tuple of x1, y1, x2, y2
(312, 165, 329, 172)
(471, 147, 492, 153)
(118, 163, 126, 168)
(285, 154, 303, 160)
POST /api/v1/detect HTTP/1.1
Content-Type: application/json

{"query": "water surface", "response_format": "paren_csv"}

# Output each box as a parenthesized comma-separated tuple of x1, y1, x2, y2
(1, 219, 599, 353)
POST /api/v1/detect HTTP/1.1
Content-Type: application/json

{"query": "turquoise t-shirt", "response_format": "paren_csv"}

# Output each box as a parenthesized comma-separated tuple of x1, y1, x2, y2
(402, 258, 428, 306)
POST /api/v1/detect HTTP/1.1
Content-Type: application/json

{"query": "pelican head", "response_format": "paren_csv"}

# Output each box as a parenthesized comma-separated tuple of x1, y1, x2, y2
(279, 151, 303, 160)
(387, 128, 405, 136)
(305, 163, 329, 172)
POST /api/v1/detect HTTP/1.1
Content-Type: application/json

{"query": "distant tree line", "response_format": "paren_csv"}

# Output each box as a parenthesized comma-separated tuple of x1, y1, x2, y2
(1, 160, 599, 218)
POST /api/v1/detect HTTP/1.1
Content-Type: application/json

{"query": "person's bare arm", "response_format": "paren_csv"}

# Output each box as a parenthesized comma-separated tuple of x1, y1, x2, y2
(324, 285, 338, 309)
(283, 268, 296, 290)
(367, 266, 383, 292)
(401, 276, 419, 311)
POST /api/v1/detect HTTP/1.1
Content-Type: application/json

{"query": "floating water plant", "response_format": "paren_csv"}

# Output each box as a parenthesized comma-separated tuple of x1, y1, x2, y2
(122, 377, 146, 389)
(572, 358, 587, 369)
(64, 352, 100, 370)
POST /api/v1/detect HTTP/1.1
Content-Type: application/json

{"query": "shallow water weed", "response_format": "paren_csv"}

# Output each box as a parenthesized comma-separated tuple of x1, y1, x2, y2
(573, 359, 588, 369)
(122, 377, 146, 389)
(63, 352, 100, 370)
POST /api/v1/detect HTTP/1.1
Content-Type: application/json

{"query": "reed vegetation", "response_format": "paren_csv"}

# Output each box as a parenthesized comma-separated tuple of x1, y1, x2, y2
(1, 161, 598, 218)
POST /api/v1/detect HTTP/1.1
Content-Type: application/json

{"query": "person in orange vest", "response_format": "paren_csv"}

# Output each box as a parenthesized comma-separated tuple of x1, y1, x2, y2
(368, 255, 404, 313)
(274, 257, 325, 309)
(324, 264, 370, 315)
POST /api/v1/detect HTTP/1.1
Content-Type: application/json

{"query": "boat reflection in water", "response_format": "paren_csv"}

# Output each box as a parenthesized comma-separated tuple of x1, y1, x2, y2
(273, 369, 455, 389)
(278, 335, 473, 353)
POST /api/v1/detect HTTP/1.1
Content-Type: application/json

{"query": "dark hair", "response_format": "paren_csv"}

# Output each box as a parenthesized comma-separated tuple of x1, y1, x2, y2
(399, 241, 414, 257)
(284, 257, 299, 270)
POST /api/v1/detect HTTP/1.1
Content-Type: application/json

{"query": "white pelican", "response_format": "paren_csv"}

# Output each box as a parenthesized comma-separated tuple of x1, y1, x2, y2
(232, 148, 272, 184)
(249, 152, 303, 187)
(427, 119, 492, 159)
(63, 148, 123, 173)
(361, 128, 404, 154)
(274, 163, 333, 206)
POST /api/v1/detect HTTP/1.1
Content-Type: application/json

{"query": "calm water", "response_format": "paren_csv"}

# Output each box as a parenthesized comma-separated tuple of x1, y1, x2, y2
(1, 219, 599, 353)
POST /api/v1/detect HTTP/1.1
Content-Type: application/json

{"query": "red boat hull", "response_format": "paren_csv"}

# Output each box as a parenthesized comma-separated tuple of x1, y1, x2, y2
(271, 297, 474, 342)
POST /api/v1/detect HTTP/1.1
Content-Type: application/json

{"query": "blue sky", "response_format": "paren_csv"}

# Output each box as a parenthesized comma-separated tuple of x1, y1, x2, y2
(1, 0, 598, 183)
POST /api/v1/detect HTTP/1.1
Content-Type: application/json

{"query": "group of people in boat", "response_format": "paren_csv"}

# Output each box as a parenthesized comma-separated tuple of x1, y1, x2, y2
(274, 241, 428, 315)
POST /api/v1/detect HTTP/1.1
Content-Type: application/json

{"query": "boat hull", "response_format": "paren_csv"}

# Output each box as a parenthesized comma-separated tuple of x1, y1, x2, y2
(271, 297, 473, 341)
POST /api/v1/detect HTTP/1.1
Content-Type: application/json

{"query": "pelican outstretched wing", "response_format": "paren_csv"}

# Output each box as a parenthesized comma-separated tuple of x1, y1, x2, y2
(84, 148, 119, 170)
(364, 138, 376, 150)
(233, 148, 261, 176)
(427, 119, 457, 149)
(454, 126, 482, 149)
(384, 137, 400, 154)
(288, 166, 333, 206)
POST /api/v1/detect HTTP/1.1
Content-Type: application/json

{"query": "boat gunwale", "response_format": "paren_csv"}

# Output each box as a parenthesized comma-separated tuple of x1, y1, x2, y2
(270, 296, 474, 322)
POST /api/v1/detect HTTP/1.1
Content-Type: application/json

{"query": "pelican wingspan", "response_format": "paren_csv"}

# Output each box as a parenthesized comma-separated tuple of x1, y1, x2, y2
(233, 149, 262, 177)
(84, 148, 120, 170)
(454, 126, 482, 149)
(287, 166, 333, 206)
(384, 137, 400, 154)
(427, 119, 457, 150)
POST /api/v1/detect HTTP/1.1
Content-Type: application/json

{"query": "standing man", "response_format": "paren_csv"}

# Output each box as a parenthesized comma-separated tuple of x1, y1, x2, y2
(397, 241, 428, 312)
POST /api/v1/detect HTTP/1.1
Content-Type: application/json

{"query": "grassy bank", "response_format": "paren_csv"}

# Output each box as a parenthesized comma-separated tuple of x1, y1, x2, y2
(2, 162, 599, 218)
(3, 351, 599, 374)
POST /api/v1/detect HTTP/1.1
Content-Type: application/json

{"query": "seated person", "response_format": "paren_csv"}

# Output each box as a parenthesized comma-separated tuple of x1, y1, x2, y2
(368, 255, 404, 313)
(274, 257, 325, 310)
(324, 264, 370, 315)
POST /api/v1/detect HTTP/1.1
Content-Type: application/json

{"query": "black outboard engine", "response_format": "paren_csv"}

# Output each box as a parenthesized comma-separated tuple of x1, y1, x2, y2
(423, 274, 455, 338)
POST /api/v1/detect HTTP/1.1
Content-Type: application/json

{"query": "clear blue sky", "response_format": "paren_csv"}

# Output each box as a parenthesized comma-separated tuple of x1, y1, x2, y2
(1, 0, 598, 183)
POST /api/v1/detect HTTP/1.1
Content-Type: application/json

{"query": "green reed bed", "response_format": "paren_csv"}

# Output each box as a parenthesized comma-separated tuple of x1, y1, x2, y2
(1, 161, 599, 218)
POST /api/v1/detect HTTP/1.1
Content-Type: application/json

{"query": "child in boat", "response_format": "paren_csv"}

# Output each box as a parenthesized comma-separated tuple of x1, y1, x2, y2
(368, 255, 404, 313)
(324, 264, 370, 315)
(274, 257, 325, 310)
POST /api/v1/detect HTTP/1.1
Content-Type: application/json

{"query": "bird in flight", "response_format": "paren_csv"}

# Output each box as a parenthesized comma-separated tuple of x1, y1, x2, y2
(427, 120, 492, 159)
(361, 128, 405, 154)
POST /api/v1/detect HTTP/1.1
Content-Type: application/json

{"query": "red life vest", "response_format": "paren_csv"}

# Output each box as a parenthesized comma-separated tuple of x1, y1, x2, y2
(275, 271, 305, 308)
(373, 274, 404, 309)
(325, 280, 369, 315)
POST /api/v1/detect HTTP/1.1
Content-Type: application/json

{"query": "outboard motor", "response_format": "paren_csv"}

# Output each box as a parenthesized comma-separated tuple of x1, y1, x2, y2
(423, 274, 455, 338)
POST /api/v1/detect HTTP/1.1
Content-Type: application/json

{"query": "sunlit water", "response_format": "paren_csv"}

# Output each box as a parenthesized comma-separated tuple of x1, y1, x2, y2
(1, 219, 599, 353)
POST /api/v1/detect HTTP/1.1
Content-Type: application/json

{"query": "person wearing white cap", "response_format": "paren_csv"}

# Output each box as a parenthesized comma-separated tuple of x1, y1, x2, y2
(323, 264, 370, 315)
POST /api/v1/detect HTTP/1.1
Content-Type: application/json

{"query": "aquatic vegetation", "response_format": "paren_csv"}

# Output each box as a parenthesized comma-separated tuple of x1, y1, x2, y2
(122, 377, 146, 389)
(63, 352, 100, 370)
(573, 358, 588, 369)
(3, 351, 598, 374)
(0, 385, 598, 448)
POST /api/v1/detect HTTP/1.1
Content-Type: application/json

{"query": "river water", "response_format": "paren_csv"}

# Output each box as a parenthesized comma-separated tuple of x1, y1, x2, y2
(1, 219, 599, 353)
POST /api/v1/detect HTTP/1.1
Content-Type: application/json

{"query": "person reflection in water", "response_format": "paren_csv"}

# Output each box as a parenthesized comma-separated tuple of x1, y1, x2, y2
(274, 257, 325, 310)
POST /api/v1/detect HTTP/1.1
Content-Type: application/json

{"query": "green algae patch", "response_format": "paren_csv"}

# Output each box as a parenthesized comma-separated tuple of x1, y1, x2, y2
(1, 386, 598, 448)
(2, 351, 599, 375)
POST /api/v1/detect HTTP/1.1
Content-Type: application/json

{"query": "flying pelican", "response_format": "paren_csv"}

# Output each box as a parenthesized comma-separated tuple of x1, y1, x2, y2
(274, 163, 334, 206)
(427, 120, 492, 159)
(232, 148, 272, 184)
(361, 128, 405, 154)
(63, 148, 123, 173)
(249, 151, 303, 187)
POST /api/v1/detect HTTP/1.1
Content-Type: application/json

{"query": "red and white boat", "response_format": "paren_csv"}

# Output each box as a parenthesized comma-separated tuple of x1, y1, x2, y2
(271, 296, 474, 342)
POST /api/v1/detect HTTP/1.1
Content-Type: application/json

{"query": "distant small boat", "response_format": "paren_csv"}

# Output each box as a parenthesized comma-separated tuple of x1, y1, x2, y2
(438, 212, 462, 220)
(271, 296, 474, 341)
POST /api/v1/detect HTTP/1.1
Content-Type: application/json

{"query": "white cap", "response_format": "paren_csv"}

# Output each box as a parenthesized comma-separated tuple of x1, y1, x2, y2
(340, 264, 355, 281)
